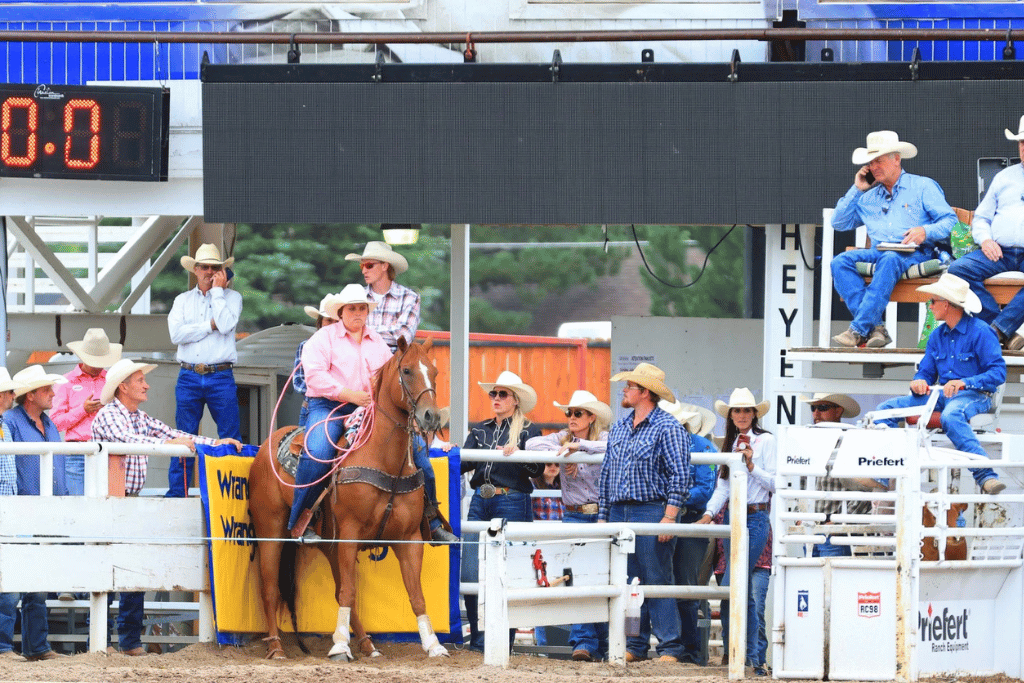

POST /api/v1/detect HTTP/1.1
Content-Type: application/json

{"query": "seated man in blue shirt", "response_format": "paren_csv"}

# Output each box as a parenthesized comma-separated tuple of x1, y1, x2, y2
(948, 116, 1024, 351)
(873, 274, 1006, 494)
(830, 131, 956, 348)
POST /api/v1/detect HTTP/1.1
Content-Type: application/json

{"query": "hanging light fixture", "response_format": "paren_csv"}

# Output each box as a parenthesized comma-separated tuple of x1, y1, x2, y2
(381, 223, 421, 245)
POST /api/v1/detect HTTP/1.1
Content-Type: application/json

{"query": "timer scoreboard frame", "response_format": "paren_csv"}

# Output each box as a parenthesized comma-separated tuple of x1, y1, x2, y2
(0, 83, 170, 182)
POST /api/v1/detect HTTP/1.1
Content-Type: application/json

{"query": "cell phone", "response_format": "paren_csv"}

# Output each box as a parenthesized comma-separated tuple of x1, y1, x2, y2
(863, 170, 875, 185)
(736, 434, 751, 449)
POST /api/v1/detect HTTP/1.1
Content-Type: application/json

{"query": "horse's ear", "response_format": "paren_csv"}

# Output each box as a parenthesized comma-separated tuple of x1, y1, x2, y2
(396, 335, 409, 353)
(421, 336, 433, 352)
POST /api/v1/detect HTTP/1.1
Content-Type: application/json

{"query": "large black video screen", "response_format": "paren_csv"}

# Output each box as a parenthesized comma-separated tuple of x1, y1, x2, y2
(202, 64, 1024, 224)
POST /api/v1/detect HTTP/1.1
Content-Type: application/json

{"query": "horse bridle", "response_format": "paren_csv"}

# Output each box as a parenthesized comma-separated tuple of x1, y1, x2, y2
(376, 342, 437, 439)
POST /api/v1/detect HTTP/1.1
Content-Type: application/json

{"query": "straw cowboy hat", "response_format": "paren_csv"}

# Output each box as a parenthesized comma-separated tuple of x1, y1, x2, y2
(438, 407, 451, 429)
(0, 368, 21, 394)
(180, 243, 234, 271)
(1006, 115, 1024, 141)
(715, 387, 770, 418)
(12, 365, 67, 398)
(553, 390, 613, 427)
(663, 399, 701, 432)
(478, 371, 538, 414)
(322, 284, 378, 321)
(851, 131, 918, 165)
(101, 359, 157, 405)
(609, 362, 676, 404)
(67, 328, 122, 369)
(799, 392, 861, 418)
(917, 273, 982, 315)
(345, 241, 409, 275)
(303, 294, 341, 322)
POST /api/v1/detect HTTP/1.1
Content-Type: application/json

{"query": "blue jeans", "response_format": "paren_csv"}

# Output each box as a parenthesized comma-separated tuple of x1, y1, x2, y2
(812, 535, 852, 557)
(875, 390, 996, 486)
(562, 510, 609, 659)
(673, 509, 710, 664)
(948, 246, 1024, 331)
(831, 247, 931, 336)
(720, 509, 770, 666)
(608, 501, 684, 660)
(287, 398, 355, 530)
(116, 592, 145, 651)
(298, 401, 309, 429)
(0, 592, 50, 656)
(65, 455, 84, 496)
(751, 567, 770, 667)
(463, 490, 533, 652)
(169, 367, 242, 497)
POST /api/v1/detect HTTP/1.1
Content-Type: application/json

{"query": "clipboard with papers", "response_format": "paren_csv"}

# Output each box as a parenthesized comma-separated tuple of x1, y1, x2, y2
(876, 242, 919, 253)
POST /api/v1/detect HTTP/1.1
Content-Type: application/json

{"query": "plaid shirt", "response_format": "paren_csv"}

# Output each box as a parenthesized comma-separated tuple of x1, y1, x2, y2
(91, 398, 216, 494)
(366, 282, 420, 351)
(598, 406, 691, 521)
(815, 475, 873, 518)
(0, 424, 17, 495)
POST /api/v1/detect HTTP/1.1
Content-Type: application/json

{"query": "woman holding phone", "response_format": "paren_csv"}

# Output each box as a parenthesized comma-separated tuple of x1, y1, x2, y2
(696, 387, 776, 671)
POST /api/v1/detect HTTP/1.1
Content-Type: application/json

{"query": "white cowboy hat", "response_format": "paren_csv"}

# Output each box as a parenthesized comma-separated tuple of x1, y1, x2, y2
(101, 358, 157, 405)
(1006, 115, 1024, 141)
(180, 243, 235, 271)
(303, 294, 341, 322)
(851, 131, 918, 165)
(0, 368, 22, 394)
(345, 241, 409, 275)
(322, 284, 378, 321)
(799, 392, 861, 418)
(715, 387, 770, 419)
(67, 328, 122, 369)
(669, 401, 717, 437)
(916, 273, 982, 315)
(662, 399, 701, 432)
(609, 362, 676, 404)
(553, 390, 613, 428)
(478, 371, 538, 414)
(12, 365, 67, 398)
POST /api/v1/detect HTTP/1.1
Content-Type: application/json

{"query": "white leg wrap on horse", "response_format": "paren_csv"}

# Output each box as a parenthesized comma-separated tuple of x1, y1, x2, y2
(328, 606, 354, 660)
(416, 614, 449, 657)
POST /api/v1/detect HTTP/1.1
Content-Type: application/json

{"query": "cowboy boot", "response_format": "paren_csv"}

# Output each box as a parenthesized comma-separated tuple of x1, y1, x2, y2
(423, 494, 458, 546)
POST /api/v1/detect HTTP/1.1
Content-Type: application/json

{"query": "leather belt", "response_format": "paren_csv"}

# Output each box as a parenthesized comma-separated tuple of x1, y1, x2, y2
(478, 484, 511, 499)
(180, 362, 233, 375)
(747, 503, 770, 514)
(565, 503, 599, 514)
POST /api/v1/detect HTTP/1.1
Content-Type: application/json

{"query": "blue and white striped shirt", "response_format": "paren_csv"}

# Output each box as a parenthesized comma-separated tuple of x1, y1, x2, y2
(597, 406, 690, 521)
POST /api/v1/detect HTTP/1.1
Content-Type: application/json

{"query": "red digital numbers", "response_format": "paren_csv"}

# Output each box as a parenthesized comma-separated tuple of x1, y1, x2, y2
(63, 98, 100, 170)
(1, 97, 38, 167)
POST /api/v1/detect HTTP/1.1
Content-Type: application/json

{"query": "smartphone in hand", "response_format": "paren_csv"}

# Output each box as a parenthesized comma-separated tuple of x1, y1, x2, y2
(863, 170, 875, 185)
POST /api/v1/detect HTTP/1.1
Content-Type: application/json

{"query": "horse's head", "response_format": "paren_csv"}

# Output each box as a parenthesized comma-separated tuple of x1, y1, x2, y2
(383, 336, 441, 433)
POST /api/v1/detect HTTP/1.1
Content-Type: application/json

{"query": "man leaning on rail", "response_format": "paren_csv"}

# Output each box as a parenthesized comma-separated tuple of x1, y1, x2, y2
(830, 130, 956, 348)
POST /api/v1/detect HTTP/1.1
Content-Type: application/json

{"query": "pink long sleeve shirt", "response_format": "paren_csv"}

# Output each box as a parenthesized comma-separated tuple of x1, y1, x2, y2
(50, 365, 107, 442)
(301, 323, 391, 401)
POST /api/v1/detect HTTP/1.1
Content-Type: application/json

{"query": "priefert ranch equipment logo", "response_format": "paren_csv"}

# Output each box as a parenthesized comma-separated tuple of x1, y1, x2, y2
(919, 604, 969, 653)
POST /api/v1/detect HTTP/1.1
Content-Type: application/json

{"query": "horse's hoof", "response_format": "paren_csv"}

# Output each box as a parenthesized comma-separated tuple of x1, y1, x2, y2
(427, 645, 450, 658)
(268, 651, 287, 661)
(369, 650, 384, 658)
(329, 651, 354, 662)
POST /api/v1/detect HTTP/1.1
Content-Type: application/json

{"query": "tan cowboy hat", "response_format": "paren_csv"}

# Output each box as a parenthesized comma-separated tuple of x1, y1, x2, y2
(67, 328, 122, 369)
(715, 387, 770, 419)
(917, 273, 982, 315)
(1006, 115, 1024, 141)
(345, 241, 409, 275)
(322, 284, 378, 321)
(101, 358, 157, 405)
(851, 131, 918, 165)
(303, 294, 341, 322)
(800, 392, 861, 418)
(478, 370, 538, 414)
(553, 390, 613, 428)
(12, 365, 67, 398)
(610, 362, 676, 404)
(439, 407, 451, 429)
(180, 243, 235, 271)
(662, 399, 701, 432)
(0, 368, 21, 394)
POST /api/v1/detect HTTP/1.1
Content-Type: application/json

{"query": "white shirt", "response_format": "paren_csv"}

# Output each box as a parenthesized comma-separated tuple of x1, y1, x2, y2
(167, 286, 243, 364)
(973, 163, 1024, 247)
(704, 429, 776, 518)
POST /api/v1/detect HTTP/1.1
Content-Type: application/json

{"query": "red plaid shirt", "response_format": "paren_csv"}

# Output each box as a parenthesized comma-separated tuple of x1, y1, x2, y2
(366, 282, 420, 351)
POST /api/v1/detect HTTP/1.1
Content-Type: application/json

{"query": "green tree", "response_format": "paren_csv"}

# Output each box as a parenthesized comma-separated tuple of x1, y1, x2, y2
(633, 224, 745, 318)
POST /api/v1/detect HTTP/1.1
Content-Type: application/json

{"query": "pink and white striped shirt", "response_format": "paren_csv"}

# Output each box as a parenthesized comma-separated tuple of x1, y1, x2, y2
(301, 323, 391, 401)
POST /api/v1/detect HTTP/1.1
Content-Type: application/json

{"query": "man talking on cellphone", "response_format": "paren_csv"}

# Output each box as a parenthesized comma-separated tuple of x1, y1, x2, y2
(829, 131, 956, 348)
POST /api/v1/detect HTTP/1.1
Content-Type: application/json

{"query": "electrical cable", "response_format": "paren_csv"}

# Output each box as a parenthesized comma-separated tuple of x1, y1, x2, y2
(630, 224, 737, 289)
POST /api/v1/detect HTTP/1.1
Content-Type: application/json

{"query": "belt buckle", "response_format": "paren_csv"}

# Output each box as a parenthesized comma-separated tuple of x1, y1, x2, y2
(479, 483, 496, 499)
(194, 363, 207, 374)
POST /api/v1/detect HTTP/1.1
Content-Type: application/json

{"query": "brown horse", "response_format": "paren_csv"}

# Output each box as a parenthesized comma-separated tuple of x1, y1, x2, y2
(249, 336, 449, 661)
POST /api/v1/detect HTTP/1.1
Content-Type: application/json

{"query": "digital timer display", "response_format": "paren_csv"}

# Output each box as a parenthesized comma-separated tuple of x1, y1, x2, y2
(0, 84, 169, 182)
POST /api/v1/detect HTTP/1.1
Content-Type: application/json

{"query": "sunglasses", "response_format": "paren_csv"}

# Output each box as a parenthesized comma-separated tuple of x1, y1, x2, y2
(360, 261, 382, 270)
(488, 390, 513, 400)
(810, 404, 839, 412)
(565, 409, 589, 419)
(928, 298, 947, 306)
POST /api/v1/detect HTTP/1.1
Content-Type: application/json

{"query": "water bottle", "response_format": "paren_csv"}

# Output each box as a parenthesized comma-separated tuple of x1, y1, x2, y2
(625, 577, 643, 637)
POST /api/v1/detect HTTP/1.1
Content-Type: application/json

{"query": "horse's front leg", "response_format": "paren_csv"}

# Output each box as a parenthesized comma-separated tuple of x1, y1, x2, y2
(328, 540, 359, 662)
(350, 607, 382, 658)
(392, 541, 449, 657)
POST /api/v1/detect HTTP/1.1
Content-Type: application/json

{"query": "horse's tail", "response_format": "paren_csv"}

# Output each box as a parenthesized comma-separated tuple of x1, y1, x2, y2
(278, 540, 310, 655)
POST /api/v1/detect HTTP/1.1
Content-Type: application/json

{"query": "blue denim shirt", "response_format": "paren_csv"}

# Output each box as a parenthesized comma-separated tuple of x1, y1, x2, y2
(2, 405, 67, 496)
(686, 433, 718, 513)
(915, 314, 1006, 393)
(832, 171, 955, 246)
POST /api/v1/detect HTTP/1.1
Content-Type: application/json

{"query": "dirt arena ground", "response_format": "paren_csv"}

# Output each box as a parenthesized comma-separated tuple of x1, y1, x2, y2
(0, 637, 1016, 683)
